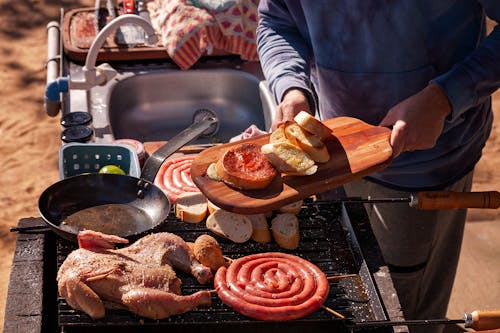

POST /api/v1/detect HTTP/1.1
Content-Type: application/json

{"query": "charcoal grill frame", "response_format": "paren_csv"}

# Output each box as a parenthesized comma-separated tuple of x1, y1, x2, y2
(5, 202, 401, 333)
(53, 201, 393, 333)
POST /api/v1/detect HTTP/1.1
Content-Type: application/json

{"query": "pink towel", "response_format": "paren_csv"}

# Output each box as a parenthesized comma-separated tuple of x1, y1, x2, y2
(229, 124, 268, 142)
(148, 0, 259, 70)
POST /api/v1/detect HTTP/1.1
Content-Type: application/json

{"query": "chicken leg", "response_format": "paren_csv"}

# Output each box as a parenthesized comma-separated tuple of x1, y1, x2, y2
(122, 288, 212, 319)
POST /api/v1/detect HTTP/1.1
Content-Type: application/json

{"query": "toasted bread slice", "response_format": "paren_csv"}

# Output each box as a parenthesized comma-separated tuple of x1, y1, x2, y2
(206, 162, 222, 181)
(278, 200, 303, 214)
(175, 192, 208, 223)
(246, 214, 271, 243)
(217, 143, 278, 190)
(271, 213, 300, 250)
(269, 123, 290, 144)
(206, 209, 252, 243)
(284, 122, 330, 163)
(261, 142, 317, 176)
(207, 199, 221, 214)
(294, 111, 332, 140)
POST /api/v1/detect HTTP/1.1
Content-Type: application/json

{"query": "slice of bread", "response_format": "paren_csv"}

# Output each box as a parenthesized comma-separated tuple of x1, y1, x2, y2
(278, 200, 303, 214)
(284, 122, 330, 163)
(175, 192, 208, 223)
(271, 213, 300, 250)
(217, 143, 278, 190)
(246, 214, 271, 243)
(193, 234, 226, 271)
(207, 199, 221, 214)
(261, 142, 317, 176)
(294, 111, 332, 140)
(269, 123, 289, 144)
(206, 209, 252, 243)
(206, 162, 222, 181)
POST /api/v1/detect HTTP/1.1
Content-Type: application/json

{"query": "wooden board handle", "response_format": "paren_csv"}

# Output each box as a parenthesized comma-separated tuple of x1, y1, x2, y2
(416, 191, 500, 210)
(469, 310, 500, 330)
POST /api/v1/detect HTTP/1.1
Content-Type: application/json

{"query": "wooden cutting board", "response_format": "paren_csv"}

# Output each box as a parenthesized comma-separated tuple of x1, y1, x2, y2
(63, 7, 239, 62)
(190, 117, 393, 214)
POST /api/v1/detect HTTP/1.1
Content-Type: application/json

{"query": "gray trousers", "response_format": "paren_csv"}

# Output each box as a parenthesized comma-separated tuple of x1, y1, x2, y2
(327, 172, 473, 333)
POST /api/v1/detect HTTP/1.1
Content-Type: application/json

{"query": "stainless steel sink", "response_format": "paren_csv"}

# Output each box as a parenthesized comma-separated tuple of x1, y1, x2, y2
(104, 68, 276, 144)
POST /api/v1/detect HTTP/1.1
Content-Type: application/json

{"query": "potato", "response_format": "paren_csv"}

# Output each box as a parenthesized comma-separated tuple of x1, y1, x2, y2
(193, 234, 226, 271)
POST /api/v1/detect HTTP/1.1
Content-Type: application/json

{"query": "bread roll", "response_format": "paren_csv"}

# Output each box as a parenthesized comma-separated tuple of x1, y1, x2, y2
(261, 142, 317, 176)
(278, 200, 303, 214)
(193, 234, 226, 271)
(284, 122, 330, 163)
(175, 192, 208, 223)
(271, 213, 300, 250)
(246, 214, 271, 243)
(294, 111, 332, 140)
(206, 209, 252, 243)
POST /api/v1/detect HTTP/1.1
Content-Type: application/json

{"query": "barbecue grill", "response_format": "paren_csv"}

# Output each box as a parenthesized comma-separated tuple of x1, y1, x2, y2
(54, 200, 395, 333)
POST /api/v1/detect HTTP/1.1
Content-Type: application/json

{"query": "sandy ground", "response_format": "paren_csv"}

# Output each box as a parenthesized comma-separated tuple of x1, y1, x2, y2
(0, 0, 499, 329)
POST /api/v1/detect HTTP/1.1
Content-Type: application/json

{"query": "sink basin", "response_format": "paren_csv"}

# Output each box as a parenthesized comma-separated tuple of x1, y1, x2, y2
(106, 68, 276, 144)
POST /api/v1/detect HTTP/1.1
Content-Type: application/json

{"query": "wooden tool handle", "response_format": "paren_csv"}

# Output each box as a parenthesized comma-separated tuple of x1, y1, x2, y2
(416, 191, 500, 210)
(469, 310, 500, 330)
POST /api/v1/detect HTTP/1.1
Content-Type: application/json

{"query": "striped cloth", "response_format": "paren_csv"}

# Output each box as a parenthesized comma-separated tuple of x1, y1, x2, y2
(148, 0, 259, 70)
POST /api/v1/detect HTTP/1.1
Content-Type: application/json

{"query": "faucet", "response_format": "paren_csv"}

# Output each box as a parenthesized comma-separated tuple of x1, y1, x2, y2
(70, 14, 159, 89)
(44, 14, 158, 115)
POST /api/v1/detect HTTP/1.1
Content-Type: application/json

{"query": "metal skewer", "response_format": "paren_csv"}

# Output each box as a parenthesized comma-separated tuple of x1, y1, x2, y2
(347, 318, 466, 329)
(347, 310, 500, 330)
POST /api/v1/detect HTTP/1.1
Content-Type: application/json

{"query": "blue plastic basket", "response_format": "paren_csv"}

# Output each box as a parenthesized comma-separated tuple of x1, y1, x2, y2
(59, 142, 141, 179)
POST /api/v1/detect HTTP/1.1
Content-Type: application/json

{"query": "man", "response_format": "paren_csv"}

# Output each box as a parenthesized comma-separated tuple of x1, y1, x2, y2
(256, 1, 499, 332)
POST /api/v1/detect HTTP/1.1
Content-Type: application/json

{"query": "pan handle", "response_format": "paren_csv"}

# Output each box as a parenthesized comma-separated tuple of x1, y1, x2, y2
(140, 115, 219, 182)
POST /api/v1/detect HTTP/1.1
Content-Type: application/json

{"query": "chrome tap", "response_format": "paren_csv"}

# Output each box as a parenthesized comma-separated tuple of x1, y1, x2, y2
(44, 14, 158, 117)
(70, 14, 158, 90)
(44, 14, 158, 116)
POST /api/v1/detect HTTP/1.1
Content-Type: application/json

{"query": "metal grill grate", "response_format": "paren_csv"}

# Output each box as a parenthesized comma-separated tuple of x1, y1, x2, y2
(56, 201, 389, 333)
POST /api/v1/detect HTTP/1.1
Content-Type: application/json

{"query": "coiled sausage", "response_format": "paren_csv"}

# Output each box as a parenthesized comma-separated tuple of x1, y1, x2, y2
(214, 252, 329, 321)
(154, 155, 200, 203)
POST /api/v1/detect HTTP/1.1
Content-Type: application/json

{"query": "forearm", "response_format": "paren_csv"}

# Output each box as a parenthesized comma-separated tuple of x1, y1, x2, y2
(257, 0, 314, 105)
(433, 6, 500, 119)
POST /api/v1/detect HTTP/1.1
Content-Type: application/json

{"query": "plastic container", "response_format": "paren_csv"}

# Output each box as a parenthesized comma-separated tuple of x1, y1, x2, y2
(59, 142, 141, 179)
(113, 138, 146, 167)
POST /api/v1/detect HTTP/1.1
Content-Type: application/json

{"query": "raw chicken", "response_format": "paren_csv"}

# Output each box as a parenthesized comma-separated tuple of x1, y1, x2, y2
(57, 230, 213, 319)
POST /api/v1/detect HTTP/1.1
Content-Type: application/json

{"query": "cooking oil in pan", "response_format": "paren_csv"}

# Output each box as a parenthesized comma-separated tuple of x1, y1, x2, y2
(61, 204, 153, 236)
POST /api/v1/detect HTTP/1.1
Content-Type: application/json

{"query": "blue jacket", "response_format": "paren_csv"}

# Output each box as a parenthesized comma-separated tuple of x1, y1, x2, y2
(257, 0, 499, 190)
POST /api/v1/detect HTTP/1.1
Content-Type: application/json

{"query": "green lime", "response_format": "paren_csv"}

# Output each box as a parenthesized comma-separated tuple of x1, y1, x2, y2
(98, 165, 126, 175)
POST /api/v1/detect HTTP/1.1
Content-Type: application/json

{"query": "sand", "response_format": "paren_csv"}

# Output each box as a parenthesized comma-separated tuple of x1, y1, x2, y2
(0, 0, 498, 329)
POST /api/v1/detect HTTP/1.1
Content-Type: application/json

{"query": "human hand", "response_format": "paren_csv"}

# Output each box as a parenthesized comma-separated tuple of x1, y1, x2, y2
(272, 88, 311, 131)
(379, 82, 452, 157)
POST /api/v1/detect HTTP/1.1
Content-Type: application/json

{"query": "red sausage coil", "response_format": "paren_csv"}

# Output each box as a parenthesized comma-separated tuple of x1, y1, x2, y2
(154, 155, 200, 203)
(214, 252, 329, 321)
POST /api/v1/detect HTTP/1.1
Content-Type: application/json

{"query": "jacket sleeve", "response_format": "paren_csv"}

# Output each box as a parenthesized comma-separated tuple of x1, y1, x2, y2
(256, 0, 315, 107)
(433, 0, 500, 120)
